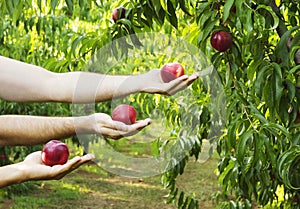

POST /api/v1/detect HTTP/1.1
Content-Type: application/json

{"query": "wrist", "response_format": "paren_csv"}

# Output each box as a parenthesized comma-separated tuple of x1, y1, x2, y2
(122, 74, 144, 94)
(134, 74, 147, 93)
(18, 162, 32, 182)
(8, 163, 29, 185)
(73, 115, 94, 135)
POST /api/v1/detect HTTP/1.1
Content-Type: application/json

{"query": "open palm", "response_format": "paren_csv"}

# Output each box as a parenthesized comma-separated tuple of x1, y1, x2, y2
(140, 69, 199, 95)
(22, 151, 94, 181)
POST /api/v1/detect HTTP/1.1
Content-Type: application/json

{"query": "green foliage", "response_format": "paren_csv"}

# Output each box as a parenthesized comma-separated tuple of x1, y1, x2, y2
(1, 0, 300, 208)
(133, 0, 300, 208)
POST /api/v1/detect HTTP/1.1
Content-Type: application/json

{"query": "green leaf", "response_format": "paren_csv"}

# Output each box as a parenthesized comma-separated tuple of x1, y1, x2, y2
(182, 197, 190, 209)
(198, 19, 218, 47)
(36, 16, 42, 35)
(166, 0, 177, 28)
(179, 0, 191, 16)
(247, 60, 267, 81)
(12, 0, 23, 25)
(79, 0, 86, 8)
(160, 0, 167, 11)
(279, 94, 291, 125)
(150, 0, 162, 19)
(65, 0, 74, 14)
(255, 5, 279, 30)
(278, 146, 300, 190)
(254, 64, 271, 97)
(272, 62, 284, 111)
(237, 5, 253, 32)
(261, 63, 283, 120)
(179, 158, 186, 175)
(218, 159, 235, 185)
(236, 129, 254, 163)
(5, 0, 14, 15)
(253, 133, 264, 165)
(261, 122, 290, 138)
(223, 0, 234, 24)
(290, 46, 300, 65)
(245, 9, 253, 32)
(285, 79, 296, 103)
(71, 35, 84, 58)
(198, 10, 212, 27)
(188, 198, 195, 209)
(178, 191, 184, 207)
(118, 18, 132, 27)
(253, 12, 265, 30)
(37, 0, 42, 11)
(291, 30, 300, 48)
(230, 200, 237, 208)
(227, 121, 237, 150)
(143, 4, 155, 27)
(51, 0, 58, 13)
(289, 64, 300, 74)
(261, 133, 276, 166)
(263, 77, 275, 118)
(275, 26, 300, 66)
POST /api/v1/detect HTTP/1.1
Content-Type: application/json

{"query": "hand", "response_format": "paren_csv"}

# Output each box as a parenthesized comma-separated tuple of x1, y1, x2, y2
(139, 69, 199, 96)
(22, 151, 94, 181)
(81, 113, 152, 140)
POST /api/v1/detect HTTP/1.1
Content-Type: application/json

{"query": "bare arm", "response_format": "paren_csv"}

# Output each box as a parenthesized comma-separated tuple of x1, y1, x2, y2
(0, 56, 198, 103)
(0, 56, 138, 103)
(0, 151, 94, 188)
(0, 162, 25, 187)
(0, 114, 152, 146)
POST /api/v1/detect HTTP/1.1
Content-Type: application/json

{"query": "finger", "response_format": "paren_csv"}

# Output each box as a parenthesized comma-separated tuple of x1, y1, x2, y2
(102, 118, 131, 132)
(189, 73, 199, 81)
(99, 118, 152, 139)
(175, 74, 198, 87)
(170, 75, 189, 85)
(164, 75, 189, 91)
(81, 153, 95, 162)
(53, 155, 94, 179)
(186, 73, 199, 85)
(168, 73, 199, 95)
(132, 118, 152, 130)
(105, 117, 152, 131)
(93, 113, 129, 132)
(66, 154, 95, 171)
(166, 80, 188, 95)
(58, 156, 82, 172)
(98, 127, 136, 139)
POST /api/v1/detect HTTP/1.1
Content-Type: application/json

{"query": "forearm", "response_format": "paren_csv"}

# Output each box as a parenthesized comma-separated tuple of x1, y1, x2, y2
(0, 56, 143, 103)
(0, 163, 27, 188)
(55, 72, 142, 103)
(0, 115, 91, 146)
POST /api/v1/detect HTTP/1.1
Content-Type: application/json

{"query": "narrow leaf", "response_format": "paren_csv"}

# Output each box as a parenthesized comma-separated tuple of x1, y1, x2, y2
(223, 0, 234, 23)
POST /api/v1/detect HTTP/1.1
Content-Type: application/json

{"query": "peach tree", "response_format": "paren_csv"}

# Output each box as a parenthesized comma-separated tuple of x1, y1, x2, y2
(119, 0, 300, 208)
(0, 0, 300, 208)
